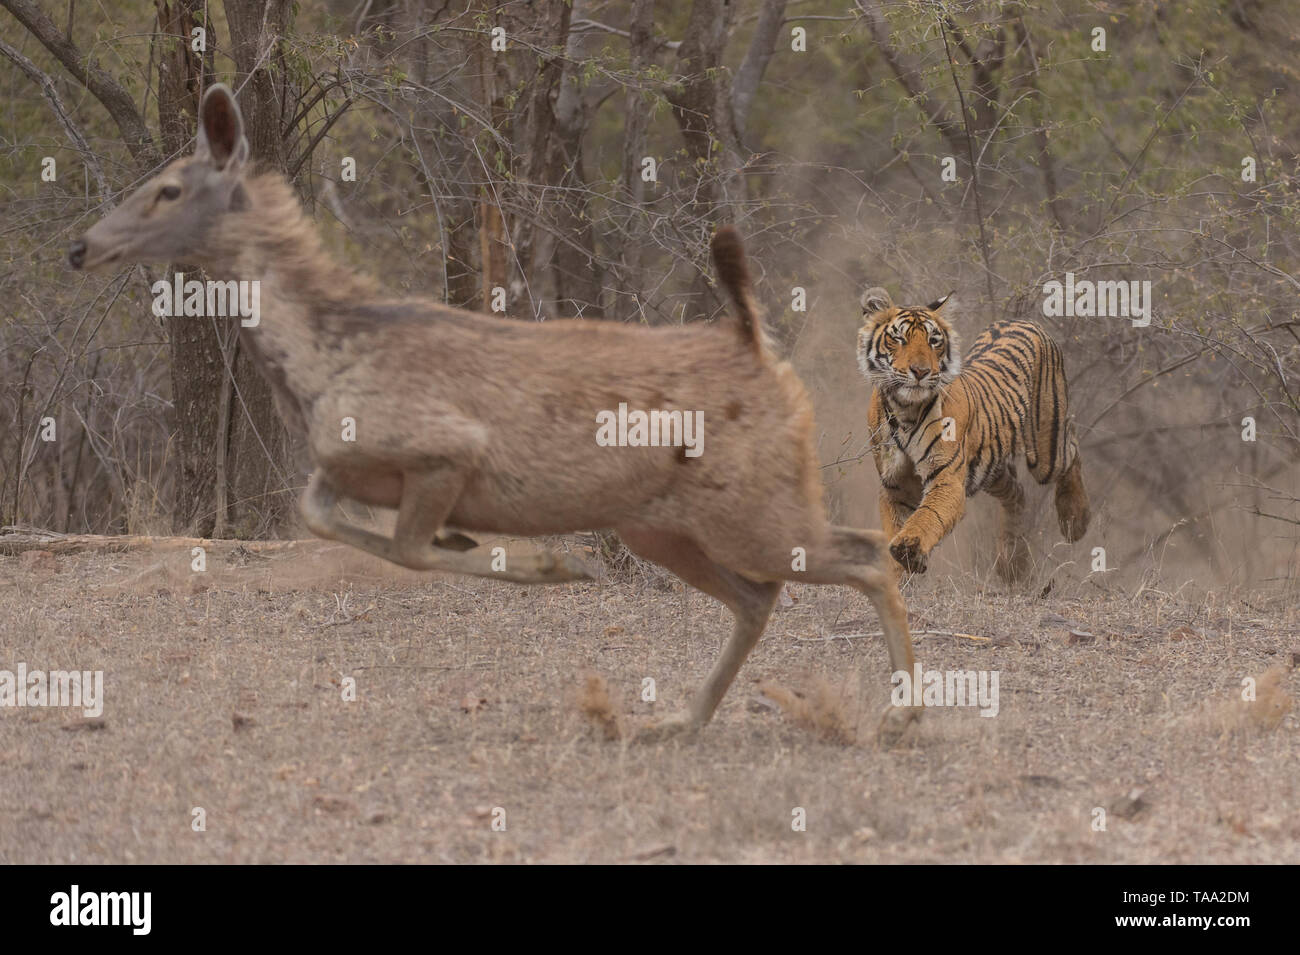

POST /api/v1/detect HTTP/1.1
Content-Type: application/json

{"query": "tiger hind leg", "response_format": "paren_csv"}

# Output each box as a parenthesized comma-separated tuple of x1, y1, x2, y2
(986, 465, 1031, 582)
(1024, 334, 1091, 543)
(1054, 455, 1090, 542)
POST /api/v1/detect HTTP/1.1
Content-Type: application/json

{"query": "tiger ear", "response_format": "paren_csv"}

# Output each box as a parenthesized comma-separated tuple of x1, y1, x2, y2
(927, 291, 957, 314)
(861, 286, 893, 316)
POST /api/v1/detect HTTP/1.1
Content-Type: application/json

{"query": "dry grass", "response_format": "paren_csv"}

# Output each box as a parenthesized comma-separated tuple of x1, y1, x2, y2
(0, 540, 1297, 863)
(1204, 666, 1295, 737)
(577, 673, 624, 741)
(758, 676, 860, 745)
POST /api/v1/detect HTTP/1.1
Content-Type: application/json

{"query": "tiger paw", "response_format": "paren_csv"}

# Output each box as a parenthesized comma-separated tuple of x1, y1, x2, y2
(889, 535, 928, 574)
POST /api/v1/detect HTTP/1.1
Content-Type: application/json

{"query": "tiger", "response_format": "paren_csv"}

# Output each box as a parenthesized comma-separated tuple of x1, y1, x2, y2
(856, 286, 1090, 581)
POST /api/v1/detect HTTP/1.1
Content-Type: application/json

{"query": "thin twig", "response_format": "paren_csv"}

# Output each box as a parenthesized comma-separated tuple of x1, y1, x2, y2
(800, 629, 991, 642)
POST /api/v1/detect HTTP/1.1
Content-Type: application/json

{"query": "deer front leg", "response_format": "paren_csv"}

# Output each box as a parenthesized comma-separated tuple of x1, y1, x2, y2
(301, 470, 590, 583)
(889, 466, 966, 575)
(301, 469, 456, 568)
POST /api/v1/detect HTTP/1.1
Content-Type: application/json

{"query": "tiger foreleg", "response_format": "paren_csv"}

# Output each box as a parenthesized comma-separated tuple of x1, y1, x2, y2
(878, 489, 915, 581)
(875, 451, 923, 579)
(889, 473, 966, 575)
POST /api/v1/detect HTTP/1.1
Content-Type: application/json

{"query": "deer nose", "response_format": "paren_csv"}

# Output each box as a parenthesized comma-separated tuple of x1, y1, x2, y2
(909, 364, 931, 380)
(68, 240, 87, 269)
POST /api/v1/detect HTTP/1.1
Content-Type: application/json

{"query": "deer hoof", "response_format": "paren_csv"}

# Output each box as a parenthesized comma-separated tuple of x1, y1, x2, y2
(635, 712, 698, 743)
(877, 704, 921, 747)
(546, 553, 593, 582)
(433, 530, 479, 552)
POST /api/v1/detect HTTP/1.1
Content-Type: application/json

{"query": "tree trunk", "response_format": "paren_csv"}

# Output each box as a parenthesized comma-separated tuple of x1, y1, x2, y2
(542, 4, 603, 318)
(223, 0, 293, 170)
(669, 0, 745, 227)
(475, 7, 511, 311)
(164, 0, 297, 536)
(157, 0, 221, 536)
(612, 0, 656, 323)
(215, 0, 298, 536)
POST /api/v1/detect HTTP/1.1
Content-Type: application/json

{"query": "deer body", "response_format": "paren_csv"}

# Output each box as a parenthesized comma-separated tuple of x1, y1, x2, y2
(70, 84, 920, 742)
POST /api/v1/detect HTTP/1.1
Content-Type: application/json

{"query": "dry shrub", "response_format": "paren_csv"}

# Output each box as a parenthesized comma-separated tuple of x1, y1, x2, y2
(577, 673, 623, 740)
(758, 676, 859, 745)
(18, 550, 60, 574)
(106, 559, 209, 596)
(1206, 666, 1295, 736)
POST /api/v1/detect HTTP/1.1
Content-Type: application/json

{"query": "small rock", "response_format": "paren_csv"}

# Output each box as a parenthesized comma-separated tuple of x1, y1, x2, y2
(61, 717, 107, 732)
(630, 844, 676, 861)
(1112, 788, 1148, 819)
(312, 795, 355, 814)
(1019, 774, 1064, 788)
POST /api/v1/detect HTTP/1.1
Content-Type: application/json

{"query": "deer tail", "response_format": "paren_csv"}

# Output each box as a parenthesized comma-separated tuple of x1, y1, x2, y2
(710, 226, 765, 356)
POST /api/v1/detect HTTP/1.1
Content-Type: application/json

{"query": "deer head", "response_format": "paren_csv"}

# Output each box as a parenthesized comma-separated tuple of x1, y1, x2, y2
(69, 84, 250, 271)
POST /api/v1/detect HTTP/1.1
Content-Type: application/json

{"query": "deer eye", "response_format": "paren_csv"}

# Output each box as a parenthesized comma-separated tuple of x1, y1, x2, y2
(160, 185, 181, 200)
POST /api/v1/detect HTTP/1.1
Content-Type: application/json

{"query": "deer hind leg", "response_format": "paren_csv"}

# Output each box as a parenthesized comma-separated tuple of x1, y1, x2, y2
(799, 526, 921, 744)
(617, 528, 783, 741)
(985, 464, 1031, 582)
(301, 469, 590, 583)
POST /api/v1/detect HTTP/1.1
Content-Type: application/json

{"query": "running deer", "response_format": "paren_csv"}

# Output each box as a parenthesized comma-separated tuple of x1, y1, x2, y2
(69, 84, 920, 742)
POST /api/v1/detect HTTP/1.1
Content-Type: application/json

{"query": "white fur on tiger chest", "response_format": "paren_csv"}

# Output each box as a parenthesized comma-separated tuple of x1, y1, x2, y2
(878, 443, 912, 483)
(878, 393, 950, 484)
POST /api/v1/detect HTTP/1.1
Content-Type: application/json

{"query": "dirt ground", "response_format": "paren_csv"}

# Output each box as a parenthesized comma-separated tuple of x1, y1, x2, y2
(1, 537, 1296, 864)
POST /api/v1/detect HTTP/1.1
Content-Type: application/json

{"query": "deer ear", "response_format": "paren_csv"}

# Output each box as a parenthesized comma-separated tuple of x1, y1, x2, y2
(860, 286, 893, 316)
(197, 84, 248, 172)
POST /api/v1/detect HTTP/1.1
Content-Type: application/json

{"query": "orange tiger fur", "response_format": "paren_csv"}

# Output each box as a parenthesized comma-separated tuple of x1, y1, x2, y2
(857, 287, 1090, 581)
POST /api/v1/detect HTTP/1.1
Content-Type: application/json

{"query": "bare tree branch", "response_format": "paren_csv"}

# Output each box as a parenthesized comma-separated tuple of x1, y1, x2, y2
(0, 35, 109, 203)
(733, 0, 788, 140)
(0, 0, 159, 167)
(855, 0, 966, 157)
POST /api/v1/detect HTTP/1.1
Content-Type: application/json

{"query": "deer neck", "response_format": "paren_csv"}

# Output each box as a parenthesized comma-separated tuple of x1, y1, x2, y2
(202, 172, 377, 429)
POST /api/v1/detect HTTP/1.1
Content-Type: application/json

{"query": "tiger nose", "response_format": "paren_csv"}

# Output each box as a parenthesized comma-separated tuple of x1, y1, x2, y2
(909, 364, 931, 380)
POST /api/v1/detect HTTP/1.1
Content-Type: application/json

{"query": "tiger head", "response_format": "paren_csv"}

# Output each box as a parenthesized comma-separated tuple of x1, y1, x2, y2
(857, 287, 961, 403)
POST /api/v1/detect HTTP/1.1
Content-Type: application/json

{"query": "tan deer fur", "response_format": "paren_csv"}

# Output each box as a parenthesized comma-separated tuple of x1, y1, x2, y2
(70, 84, 920, 742)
